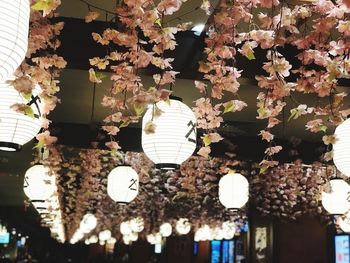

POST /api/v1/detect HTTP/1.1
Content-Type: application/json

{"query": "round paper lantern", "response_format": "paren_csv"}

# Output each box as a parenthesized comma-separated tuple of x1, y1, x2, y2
(23, 165, 56, 202)
(120, 221, 132, 236)
(175, 218, 191, 235)
(322, 178, 350, 215)
(142, 98, 197, 170)
(80, 213, 97, 233)
(89, 235, 98, 244)
(222, 221, 235, 240)
(333, 119, 350, 177)
(0, 79, 42, 151)
(130, 217, 144, 233)
(107, 166, 139, 204)
(338, 214, 350, 233)
(0, 0, 30, 80)
(219, 171, 249, 210)
(129, 232, 138, 242)
(99, 230, 111, 241)
(160, 223, 172, 237)
(147, 233, 162, 245)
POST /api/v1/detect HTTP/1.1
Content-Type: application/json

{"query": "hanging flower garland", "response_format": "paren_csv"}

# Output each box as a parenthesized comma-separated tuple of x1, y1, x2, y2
(194, 0, 350, 171)
(10, 0, 66, 149)
(47, 147, 247, 240)
(87, 0, 194, 151)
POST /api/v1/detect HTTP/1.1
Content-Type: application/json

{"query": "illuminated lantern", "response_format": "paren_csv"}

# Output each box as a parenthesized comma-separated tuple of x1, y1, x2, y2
(107, 166, 139, 204)
(147, 233, 162, 245)
(80, 213, 97, 233)
(338, 214, 350, 233)
(130, 217, 144, 233)
(175, 218, 191, 235)
(23, 165, 56, 202)
(222, 221, 235, 240)
(219, 171, 249, 210)
(159, 223, 172, 237)
(120, 221, 132, 236)
(129, 232, 138, 242)
(142, 98, 197, 170)
(0, 79, 42, 151)
(322, 178, 350, 215)
(99, 230, 111, 241)
(89, 235, 98, 244)
(0, 0, 30, 80)
(107, 237, 117, 245)
(333, 119, 350, 177)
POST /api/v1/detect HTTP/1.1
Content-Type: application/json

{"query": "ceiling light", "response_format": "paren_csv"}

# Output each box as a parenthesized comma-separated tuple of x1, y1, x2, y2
(191, 24, 205, 36)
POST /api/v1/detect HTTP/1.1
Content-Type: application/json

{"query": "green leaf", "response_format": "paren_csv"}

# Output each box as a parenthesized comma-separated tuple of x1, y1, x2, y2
(96, 72, 107, 80)
(320, 125, 328, 133)
(259, 165, 269, 174)
(246, 51, 255, 60)
(21, 92, 32, 101)
(24, 106, 34, 118)
(31, 0, 53, 11)
(223, 101, 235, 114)
(134, 103, 146, 116)
(203, 135, 211, 147)
(119, 121, 129, 128)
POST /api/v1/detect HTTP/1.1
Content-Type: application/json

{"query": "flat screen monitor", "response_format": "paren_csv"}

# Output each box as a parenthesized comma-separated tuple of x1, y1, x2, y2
(0, 233, 10, 244)
(155, 243, 162, 254)
(211, 240, 221, 263)
(335, 235, 350, 263)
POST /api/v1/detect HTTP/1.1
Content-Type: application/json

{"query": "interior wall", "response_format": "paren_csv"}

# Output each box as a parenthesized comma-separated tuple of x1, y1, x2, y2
(276, 217, 332, 263)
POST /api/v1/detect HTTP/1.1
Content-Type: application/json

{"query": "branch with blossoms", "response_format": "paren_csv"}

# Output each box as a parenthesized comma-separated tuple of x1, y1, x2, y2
(194, 0, 250, 159)
(10, 0, 66, 151)
(87, 0, 193, 152)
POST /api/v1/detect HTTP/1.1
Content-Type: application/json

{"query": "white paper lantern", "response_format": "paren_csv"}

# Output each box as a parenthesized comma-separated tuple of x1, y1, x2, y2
(222, 221, 236, 240)
(160, 223, 172, 237)
(142, 98, 197, 170)
(130, 217, 144, 233)
(107, 237, 117, 245)
(80, 213, 97, 233)
(219, 171, 249, 210)
(322, 178, 350, 215)
(147, 233, 162, 245)
(175, 218, 191, 235)
(0, 0, 30, 80)
(333, 119, 350, 177)
(99, 230, 112, 241)
(338, 214, 350, 233)
(129, 232, 138, 242)
(120, 221, 132, 236)
(107, 166, 139, 204)
(0, 79, 42, 151)
(89, 235, 98, 244)
(23, 165, 56, 202)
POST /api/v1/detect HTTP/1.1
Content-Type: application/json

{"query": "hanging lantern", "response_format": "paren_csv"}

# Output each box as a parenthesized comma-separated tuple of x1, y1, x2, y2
(80, 213, 97, 233)
(0, 79, 42, 151)
(222, 221, 236, 240)
(147, 233, 162, 245)
(175, 218, 191, 235)
(98, 230, 111, 241)
(333, 119, 350, 177)
(322, 178, 350, 215)
(142, 98, 197, 170)
(159, 223, 172, 237)
(130, 217, 144, 233)
(0, 0, 30, 80)
(219, 171, 249, 210)
(89, 235, 98, 244)
(23, 165, 56, 202)
(107, 166, 139, 204)
(120, 221, 132, 236)
(338, 213, 350, 233)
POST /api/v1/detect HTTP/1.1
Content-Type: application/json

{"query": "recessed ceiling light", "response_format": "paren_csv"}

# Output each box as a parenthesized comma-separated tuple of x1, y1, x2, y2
(191, 24, 205, 36)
